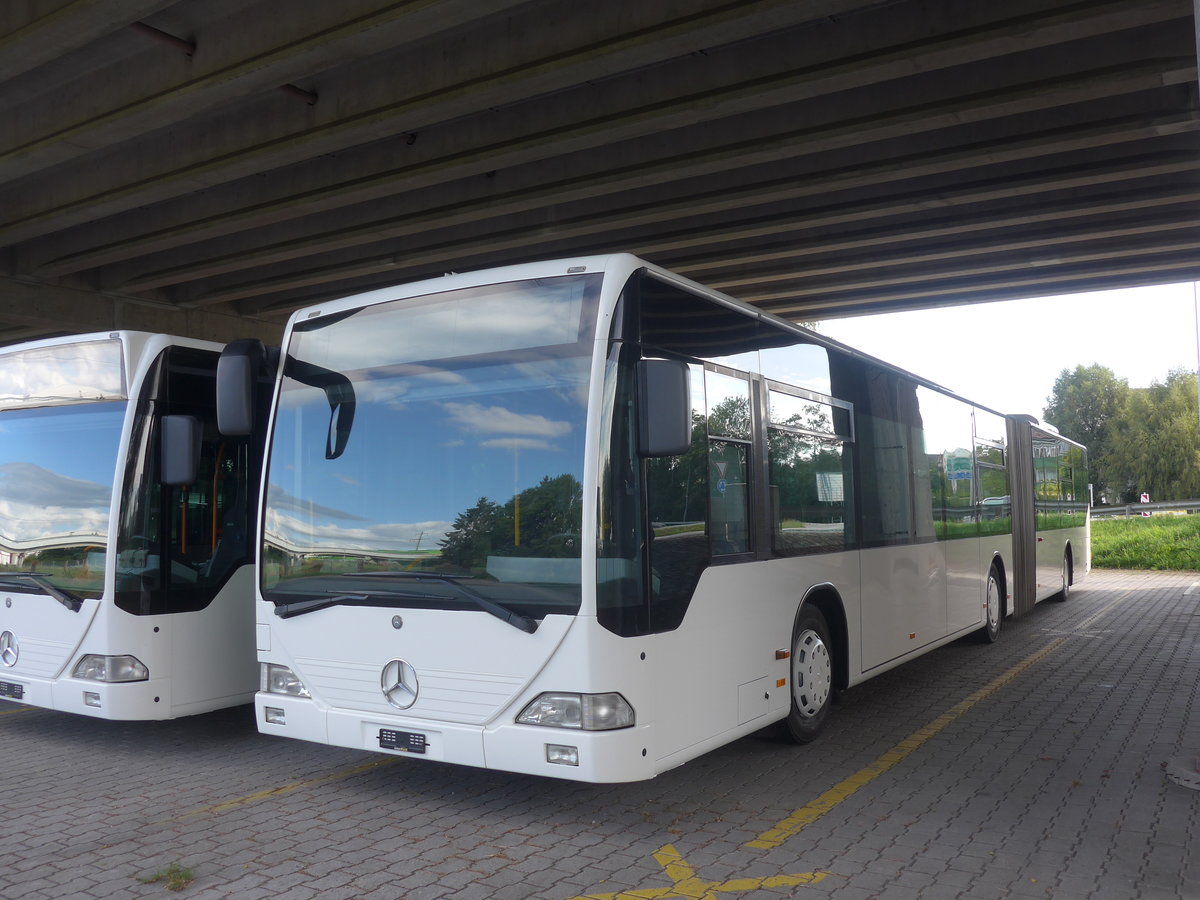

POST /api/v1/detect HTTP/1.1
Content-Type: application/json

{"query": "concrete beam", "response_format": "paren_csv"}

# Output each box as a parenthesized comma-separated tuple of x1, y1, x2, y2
(199, 113, 1200, 309)
(1, 0, 830, 244)
(0, 278, 279, 345)
(758, 255, 1200, 317)
(0, 0, 172, 82)
(0, 0, 530, 184)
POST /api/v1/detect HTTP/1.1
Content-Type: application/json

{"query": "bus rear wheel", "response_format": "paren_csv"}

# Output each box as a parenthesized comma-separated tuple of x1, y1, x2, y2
(782, 605, 833, 744)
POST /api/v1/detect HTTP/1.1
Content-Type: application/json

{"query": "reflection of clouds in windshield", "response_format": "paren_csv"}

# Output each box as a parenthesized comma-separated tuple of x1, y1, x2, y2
(481, 438, 559, 451)
(442, 401, 571, 438)
(266, 483, 371, 522)
(0, 462, 111, 543)
(0, 340, 125, 407)
(291, 282, 585, 373)
(512, 359, 591, 408)
(0, 462, 110, 508)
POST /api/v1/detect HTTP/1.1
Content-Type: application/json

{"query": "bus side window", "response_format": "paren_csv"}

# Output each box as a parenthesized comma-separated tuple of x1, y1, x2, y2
(767, 388, 853, 556)
(705, 369, 752, 557)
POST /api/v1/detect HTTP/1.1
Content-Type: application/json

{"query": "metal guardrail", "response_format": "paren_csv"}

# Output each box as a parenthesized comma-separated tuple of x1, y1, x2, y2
(1092, 499, 1200, 518)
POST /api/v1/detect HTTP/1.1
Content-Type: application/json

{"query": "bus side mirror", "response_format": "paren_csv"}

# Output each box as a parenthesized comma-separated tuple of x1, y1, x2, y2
(217, 339, 266, 436)
(638, 359, 691, 457)
(161, 415, 201, 486)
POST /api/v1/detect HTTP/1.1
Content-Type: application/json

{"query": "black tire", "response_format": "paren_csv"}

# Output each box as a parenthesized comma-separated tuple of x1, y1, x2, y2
(781, 605, 834, 744)
(1052, 552, 1071, 602)
(973, 566, 1003, 643)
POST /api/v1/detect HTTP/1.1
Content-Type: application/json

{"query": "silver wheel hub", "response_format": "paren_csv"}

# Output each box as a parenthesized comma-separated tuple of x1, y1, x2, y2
(986, 575, 1000, 630)
(793, 628, 831, 719)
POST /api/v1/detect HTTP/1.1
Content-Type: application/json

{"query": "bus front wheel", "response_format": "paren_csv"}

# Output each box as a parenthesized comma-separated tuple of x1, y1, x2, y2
(1052, 552, 1071, 602)
(782, 605, 833, 744)
(974, 566, 1003, 643)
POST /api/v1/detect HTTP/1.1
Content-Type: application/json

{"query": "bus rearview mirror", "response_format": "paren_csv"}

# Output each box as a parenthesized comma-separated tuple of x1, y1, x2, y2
(638, 359, 691, 457)
(217, 339, 268, 437)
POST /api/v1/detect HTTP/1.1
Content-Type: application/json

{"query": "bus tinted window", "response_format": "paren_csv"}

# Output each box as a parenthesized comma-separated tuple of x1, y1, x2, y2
(769, 431, 852, 556)
(759, 340, 830, 395)
(915, 386, 976, 539)
(768, 390, 839, 435)
(705, 369, 751, 439)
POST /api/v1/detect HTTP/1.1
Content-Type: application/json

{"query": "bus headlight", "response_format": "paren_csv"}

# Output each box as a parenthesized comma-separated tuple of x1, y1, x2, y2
(72, 654, 149, 683)
(516, 692, 635, 730)
(261, 663, 310, 698)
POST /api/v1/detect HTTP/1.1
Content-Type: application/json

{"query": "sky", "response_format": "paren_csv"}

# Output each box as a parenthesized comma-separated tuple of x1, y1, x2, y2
(815, 281, 1200, 425)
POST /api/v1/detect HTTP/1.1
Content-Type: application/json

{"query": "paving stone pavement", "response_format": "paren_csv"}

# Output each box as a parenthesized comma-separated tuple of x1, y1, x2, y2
(1, 568, 1197, 899)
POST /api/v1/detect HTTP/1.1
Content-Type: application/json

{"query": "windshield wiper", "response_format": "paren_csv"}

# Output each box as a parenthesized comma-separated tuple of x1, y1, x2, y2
(0, 574, 83, 612)
(275, 592, 371, 619)
(345, 572, 539, 633)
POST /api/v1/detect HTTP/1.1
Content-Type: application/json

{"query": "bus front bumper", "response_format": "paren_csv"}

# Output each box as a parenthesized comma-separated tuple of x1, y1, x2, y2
(0, 672, 175, 720)
(255, 693, 657, 782)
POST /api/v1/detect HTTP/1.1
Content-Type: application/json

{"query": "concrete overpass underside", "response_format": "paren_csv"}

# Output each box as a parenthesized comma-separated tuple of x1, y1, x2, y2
(1, 0, 1197, 347)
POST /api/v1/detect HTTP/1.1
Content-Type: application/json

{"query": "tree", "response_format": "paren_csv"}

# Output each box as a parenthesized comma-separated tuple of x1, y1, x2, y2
(438, 475, 585, 573)
(439, 496, 502, 571)
(1101, 369, 1200, 503)
(1043, 364, 1129, 502)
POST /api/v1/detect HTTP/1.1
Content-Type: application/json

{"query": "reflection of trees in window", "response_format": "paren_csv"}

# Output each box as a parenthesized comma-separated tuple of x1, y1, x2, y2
(645, 411, 707, 525)
(708, 394, 750, 439)
(769, 399, 831, 435)
(440, 496, 502, 571)
(438, 474, 583, 574)
(769, 427, 850, 556)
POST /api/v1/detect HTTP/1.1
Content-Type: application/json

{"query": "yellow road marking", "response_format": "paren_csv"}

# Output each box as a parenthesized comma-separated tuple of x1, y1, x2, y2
(746, 592, 1128, 850)
(180, 756, 398, 818)
(565, 844, 827, 899)
(0, 704, 30, 716)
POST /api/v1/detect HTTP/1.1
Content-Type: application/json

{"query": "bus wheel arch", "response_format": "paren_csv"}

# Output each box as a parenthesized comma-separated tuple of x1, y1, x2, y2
(781, 586, 846, 744)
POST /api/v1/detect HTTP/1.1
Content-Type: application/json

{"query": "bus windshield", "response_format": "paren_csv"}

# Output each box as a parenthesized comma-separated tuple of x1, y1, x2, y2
(262, 274, 600, 619)
(0, 402, 124, 599)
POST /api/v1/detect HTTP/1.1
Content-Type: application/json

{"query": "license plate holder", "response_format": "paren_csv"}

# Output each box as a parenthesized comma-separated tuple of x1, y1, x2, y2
(378, 728, 426, 754)
(0, 680, 25, 701)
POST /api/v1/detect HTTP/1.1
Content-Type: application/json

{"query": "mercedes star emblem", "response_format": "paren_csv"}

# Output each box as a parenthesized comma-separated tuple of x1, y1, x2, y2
(380, 658, 419, 710)
(0, 631, 18, 667)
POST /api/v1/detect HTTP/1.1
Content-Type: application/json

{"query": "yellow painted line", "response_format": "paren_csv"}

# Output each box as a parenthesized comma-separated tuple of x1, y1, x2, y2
(746, 592, 1129, 850)
(565, 843, 827, 899)
(0, 705, 31, 716)
(180, 755, 398, 819)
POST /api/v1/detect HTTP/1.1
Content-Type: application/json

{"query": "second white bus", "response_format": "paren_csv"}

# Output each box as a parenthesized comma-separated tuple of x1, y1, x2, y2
(0, 332, 269, 719)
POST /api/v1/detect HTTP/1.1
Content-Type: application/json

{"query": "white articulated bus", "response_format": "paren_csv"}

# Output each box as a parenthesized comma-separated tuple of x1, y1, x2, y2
(0, 332, 269, 720)
(224, 255, 1088, 782)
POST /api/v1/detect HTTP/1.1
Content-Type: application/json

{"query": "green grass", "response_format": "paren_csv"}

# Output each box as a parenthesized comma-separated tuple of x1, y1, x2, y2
(137, 862, 195, 892)
(1091, 515, 1200, 571)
